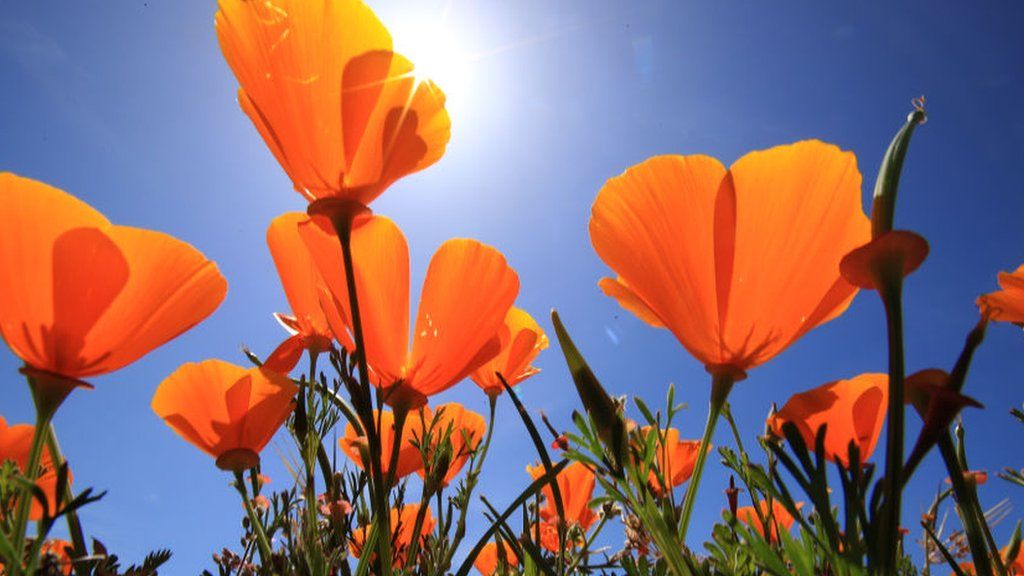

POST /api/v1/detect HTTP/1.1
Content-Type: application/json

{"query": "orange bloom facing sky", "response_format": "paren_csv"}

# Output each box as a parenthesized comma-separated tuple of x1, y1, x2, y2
(590, 141, 870, 373)
(350, 503, 434, 566)
(526, 461, 597, 533)
(0, 173, 227, 381)
(470, 307, 548, 396)
(978, 264, 1024, 325)
(216, 0, 450, 204)
(152, 360, 298, 471)
(0, 416, 68, 520)
(768, 373, 888, 466)
(341, 407, 428, 481)
(735, 500, 802, 544)
(474, 541, 519, 576)
(297, 213, 519, 408)
(639, 426, 705, 496)
(417, 402, 486, 486)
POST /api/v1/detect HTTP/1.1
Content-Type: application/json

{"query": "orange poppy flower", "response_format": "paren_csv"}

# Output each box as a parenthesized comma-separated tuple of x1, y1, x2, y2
(474, 541, 519, 575)
(264, 213, 335, 374)
(767, 373, 888, 466)
(0, 416, 69, 520)
(735, 500, 803, 544)
(590, 141, 870, 374)
(152, 360, 298, 472)
(216, 0, 450, 205)
(638, 426, 706, 496)
(526, 461, 598, 532)
(417, 403, 486, 486)
(0, 173, 227, 384)
(349, 503, 434, 566)
(978, 264, 1024, 325)
(470, 307, 548, 396)
(341, 407, 429, 481)
(297, 214, 519, 409)
(39, 539, 73, 575)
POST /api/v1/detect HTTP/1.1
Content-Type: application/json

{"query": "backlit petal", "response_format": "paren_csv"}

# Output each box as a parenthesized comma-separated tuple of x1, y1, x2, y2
(768, 373, 888, 465)
(407, 240, 519, 397)
(590, 155, 726, 365)
(78, 226, 227, 377)
(0, 174, 109, 371)
(723, 140, 868, 368)
(470, 307, 548, 393)
(267, 213, 332, 340)
(300, 215, 411, 384)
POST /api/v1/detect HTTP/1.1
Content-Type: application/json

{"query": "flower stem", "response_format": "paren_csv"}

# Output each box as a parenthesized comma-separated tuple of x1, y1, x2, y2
(334, 218, 393, 576)
(10, 381, 57, 576)
(43, 425, 88, 559)
(878, 274, 906, 575)
(677, 371, 735, 542)
(234, 471, 273, 564)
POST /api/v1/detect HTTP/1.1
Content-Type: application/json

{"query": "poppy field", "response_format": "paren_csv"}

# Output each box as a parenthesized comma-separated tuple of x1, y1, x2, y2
(2, 1, 1023, 575)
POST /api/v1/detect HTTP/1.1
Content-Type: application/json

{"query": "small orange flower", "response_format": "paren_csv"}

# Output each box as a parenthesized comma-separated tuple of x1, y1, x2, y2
(417, 403, 486, 486)
(298, 214, 519, 409)
(0, 417, 70, 520)
(978, 264, 1024, 325)
(39, 539, 73, 575)
(152, 360, 298, 472)
(735, 500, 802, 544)
(944, 470, 988, 487)
(526, 461, 598, 533)
(767, 373, 888, 466)
(341, 408, 428, 481)
(350, 503, 434, 566)
(638, 426, 706, 496)
(474, 541, 519, 575)
(0, 174, 227, 383)
(470, 307, 548, 396)
(590, 141, 869, 374)
(216, 0, 450, 205)
(264, 213, 336, 373)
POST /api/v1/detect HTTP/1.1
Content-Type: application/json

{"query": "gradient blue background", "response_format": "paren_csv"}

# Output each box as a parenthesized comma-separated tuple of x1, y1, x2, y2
(2, 1, 1023, 572)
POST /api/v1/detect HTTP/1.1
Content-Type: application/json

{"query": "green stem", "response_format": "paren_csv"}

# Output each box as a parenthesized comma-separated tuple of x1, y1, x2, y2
(677, 371, 735, 542)
(878, 274, 906, 574)
(43, 426, 87, 560)
(938, 434, 997, 576)
(10, 406, 52, 576)
(335, 222, 392, 576)
(234, 471, 273, 565)
(440, 395, 497, 572)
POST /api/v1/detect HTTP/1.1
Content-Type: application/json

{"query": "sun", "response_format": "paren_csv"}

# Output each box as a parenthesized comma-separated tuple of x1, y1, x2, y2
(389, 15, 475, 117)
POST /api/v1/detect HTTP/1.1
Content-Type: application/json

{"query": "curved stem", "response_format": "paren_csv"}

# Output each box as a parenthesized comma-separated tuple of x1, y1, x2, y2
(677, 372, 734, 542)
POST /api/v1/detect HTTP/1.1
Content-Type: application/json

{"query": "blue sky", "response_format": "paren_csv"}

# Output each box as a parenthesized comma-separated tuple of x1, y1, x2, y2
(2, 0, 1023, 572)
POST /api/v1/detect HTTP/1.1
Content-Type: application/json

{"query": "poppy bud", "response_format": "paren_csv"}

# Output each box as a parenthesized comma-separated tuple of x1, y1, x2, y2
(552, 310, 628, 476)
(725, 476, 740, 518)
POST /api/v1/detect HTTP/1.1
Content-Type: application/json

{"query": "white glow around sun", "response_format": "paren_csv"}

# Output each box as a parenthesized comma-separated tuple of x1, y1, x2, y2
(390, 16, 475, 118)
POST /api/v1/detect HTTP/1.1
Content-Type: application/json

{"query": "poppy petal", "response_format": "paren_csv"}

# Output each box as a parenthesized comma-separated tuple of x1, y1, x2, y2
(407, 239, 519, 397)
(152, 360, 297, 461)
(0, 174, 109, 372)
(267, 213, 331, 338)
(79, 226, 227, 377)
(590, 155, 726, 365)
(723, 140, 868, 368)
(216, 0, 393, 199)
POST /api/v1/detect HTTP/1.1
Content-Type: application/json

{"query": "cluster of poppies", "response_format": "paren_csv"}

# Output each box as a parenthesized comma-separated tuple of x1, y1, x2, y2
(3, 0, 1024, 574)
